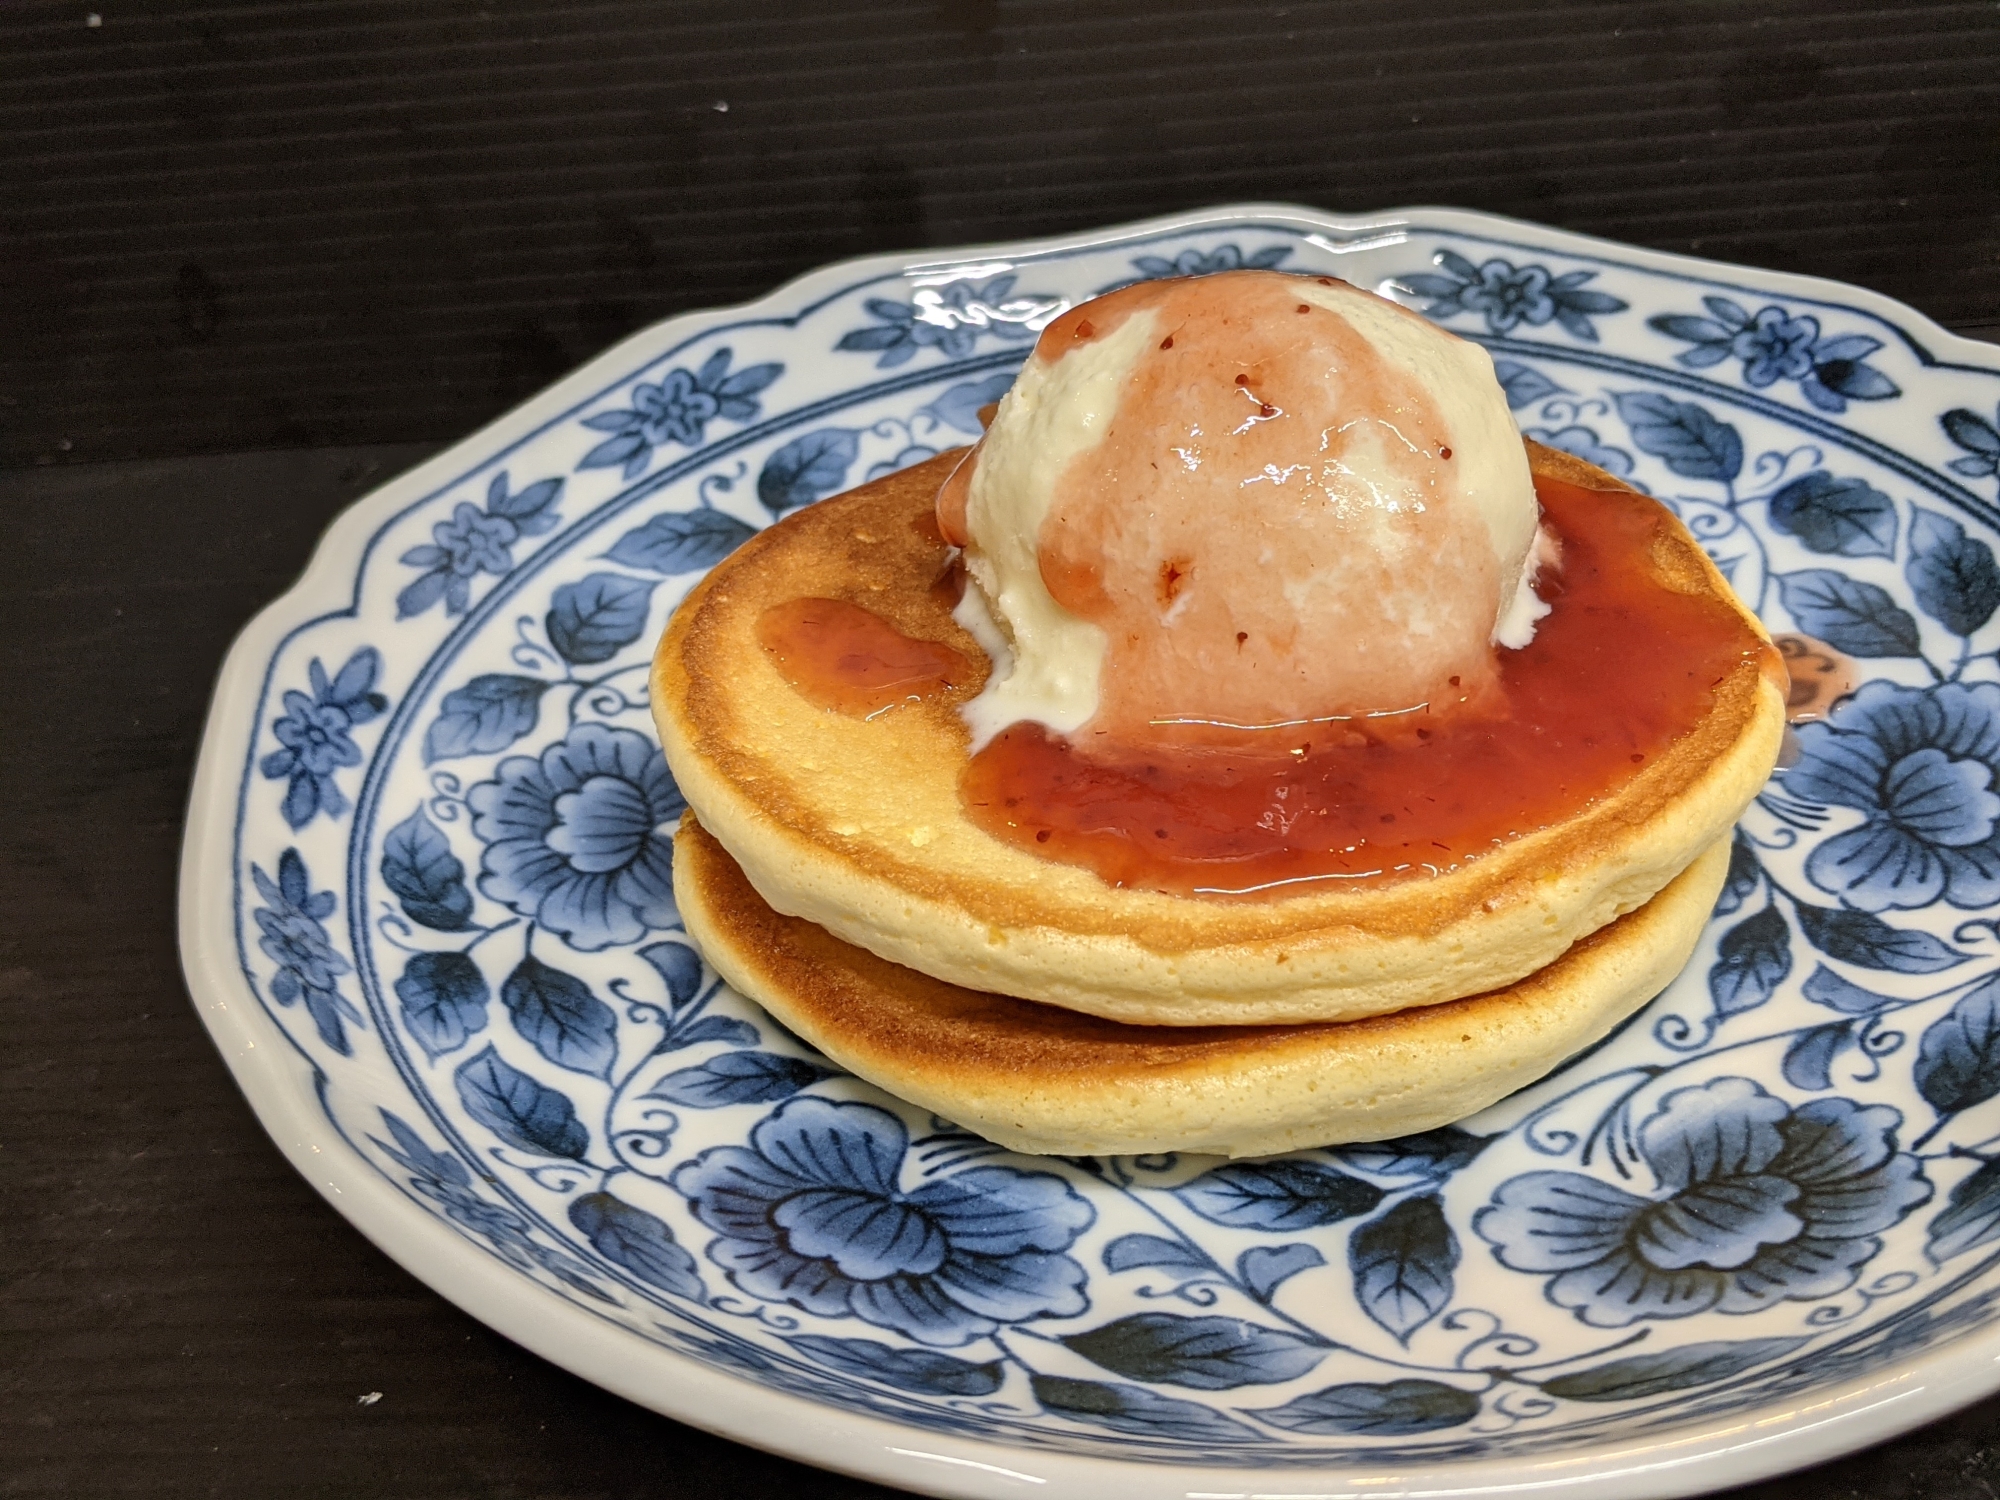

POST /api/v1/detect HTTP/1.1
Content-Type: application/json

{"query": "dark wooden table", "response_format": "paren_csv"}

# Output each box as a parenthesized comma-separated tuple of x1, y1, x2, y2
(5, 3, 1999, 1495)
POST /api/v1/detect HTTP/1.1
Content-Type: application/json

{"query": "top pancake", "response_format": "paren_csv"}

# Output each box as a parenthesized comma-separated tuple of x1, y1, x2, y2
(652, 441, 1785, 1026)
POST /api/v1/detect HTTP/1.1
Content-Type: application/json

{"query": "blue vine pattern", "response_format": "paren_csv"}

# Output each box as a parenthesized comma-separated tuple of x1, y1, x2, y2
(229, 225, 2000, 1466)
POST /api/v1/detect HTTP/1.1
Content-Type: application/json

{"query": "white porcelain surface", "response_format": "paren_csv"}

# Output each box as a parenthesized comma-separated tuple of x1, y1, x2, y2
(181, 204, 2000, 1498)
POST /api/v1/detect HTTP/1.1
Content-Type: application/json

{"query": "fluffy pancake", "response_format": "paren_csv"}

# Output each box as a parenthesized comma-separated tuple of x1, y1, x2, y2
(675, 814, 1732, 1156)
(652, 441, 1784, 1025)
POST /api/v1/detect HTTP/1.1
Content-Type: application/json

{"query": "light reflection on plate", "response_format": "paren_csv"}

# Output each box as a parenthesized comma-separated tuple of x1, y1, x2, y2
(181, 204, 2000, 1499)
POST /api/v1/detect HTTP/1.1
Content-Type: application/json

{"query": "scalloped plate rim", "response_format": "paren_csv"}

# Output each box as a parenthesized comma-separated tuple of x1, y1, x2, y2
(178, 200, 2000, 1500)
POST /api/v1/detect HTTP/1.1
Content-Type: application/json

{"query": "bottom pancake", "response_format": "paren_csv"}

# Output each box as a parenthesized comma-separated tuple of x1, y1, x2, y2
(673, 814, 1732, 1158)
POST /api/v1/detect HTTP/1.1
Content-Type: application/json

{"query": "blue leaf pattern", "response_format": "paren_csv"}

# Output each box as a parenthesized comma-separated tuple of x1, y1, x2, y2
(1792, 896, 1971, 971)
(1767, 473, 1898, 559)
(1781, 1021, 1854, 1091)
(1177, 1160, 1384, 1231)
(606, 510, 758, 574)
(1347, 1194, 1458, 1341)
(1239, 1244, 1324, 1304)
(453, 1045, 590, 1159)
(1028, 1374, 1259, 1442)
(1714, 830, 1762, 917)
(1777, 571, 1923, 658)
(395, 950, 490, 1060)
(423, 674, 552, 763)
(639, 940, 705, 1010)
(645, 1050, 835, 1107)
(788, 1336, 1004, 1396)
(1060, 1313, 1325, 1390)
(1103, 1233, 1216, 1277)
(1491, 358, 1564, 409)
(1336, 1127, 1488, 1181)
(1254, 1379, 1480, 1436)
(1928, 1158, 2000, 1262)
(1907, 508, 2000, 637)
(380, 806, 475, 931)
(757, 428, 860, 514)
(568, 1192, 704, 1299)
(1612, 393, 1743, 482)
(1538, 1338, 1809, 1401)
(1708, 905, 1791, 1017)
(1914, 976, 2000, 1118)
(1942, 405, 2000, 486)
(502, 955, 619, 1079)
(545, 572, 658, 666)
(1801, 963, 1897, 1015)
(917, 372, 1017, 435)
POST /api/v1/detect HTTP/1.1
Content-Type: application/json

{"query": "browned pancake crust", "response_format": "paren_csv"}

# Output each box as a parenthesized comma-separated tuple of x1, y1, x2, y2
(653, 441, 1783, 1024)
(675, 814, 1730, 1155)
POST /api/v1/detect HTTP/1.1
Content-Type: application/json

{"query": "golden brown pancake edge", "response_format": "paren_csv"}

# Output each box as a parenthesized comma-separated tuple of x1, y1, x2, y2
(674, 814, 1732, 1157)
(651, 441, 1784, 1025)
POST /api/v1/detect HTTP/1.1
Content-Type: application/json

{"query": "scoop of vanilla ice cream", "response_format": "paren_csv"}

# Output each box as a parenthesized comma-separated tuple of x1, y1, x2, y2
(947, 270, 1545, 748)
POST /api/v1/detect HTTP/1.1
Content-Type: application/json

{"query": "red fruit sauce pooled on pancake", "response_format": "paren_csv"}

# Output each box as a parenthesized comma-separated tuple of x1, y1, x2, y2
(756, 596, 972, 719)
(961, 474, 1772, 896)
(935, 273, 1775, 898)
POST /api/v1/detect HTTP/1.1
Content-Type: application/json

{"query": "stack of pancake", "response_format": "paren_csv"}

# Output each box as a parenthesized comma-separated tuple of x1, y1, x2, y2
(650, 440, 1785, 1158)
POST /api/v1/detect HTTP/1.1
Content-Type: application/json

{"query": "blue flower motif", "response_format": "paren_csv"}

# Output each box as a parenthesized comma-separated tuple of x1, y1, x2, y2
(1399, 250, 1627, 341)
(672, 1097, 1094, 1346)
(466, 723, 684, 951)
(1733, 306, 1818, 386)
(1476, 1078, 1929, 1328)
(398, 472, 565, 619)
(579, 348, 783, 480)
(1127, 243, 1292, 281)
(373, 1113, 543, 1268)
(1649, 298, 1901, 413)
(1784, 681, 2000, 913)
(259, 647, 386, 827)
(252, 847, 363, 1055)
(1943, 404, 2000, 487)
(401, 503, 514, 614)
(836, 275, 1062, 369)
(1523, 423, 1635, 478)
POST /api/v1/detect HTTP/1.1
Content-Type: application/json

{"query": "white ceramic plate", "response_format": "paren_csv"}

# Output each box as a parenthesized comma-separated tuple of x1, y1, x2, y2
(181, 204, 2000, 1498)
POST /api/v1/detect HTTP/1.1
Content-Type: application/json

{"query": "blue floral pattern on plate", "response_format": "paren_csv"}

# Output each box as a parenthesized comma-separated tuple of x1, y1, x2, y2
(185, 209, 2000, 1497)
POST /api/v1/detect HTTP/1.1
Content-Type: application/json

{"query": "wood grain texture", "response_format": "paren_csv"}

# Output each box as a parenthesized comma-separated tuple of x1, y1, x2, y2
(0, 0, 1995, 466)
(2, 1, 1999, 1492)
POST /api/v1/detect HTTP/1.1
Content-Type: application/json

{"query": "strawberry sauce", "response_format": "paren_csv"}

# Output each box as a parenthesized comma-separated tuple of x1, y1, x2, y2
(756, 596, 973, 718)
(958, 475, 1773, 898)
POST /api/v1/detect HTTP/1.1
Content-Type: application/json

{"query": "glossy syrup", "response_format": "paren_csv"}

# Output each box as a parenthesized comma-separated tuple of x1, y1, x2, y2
(959, 475, 1775, 898)
(756, 596, 972, 718)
